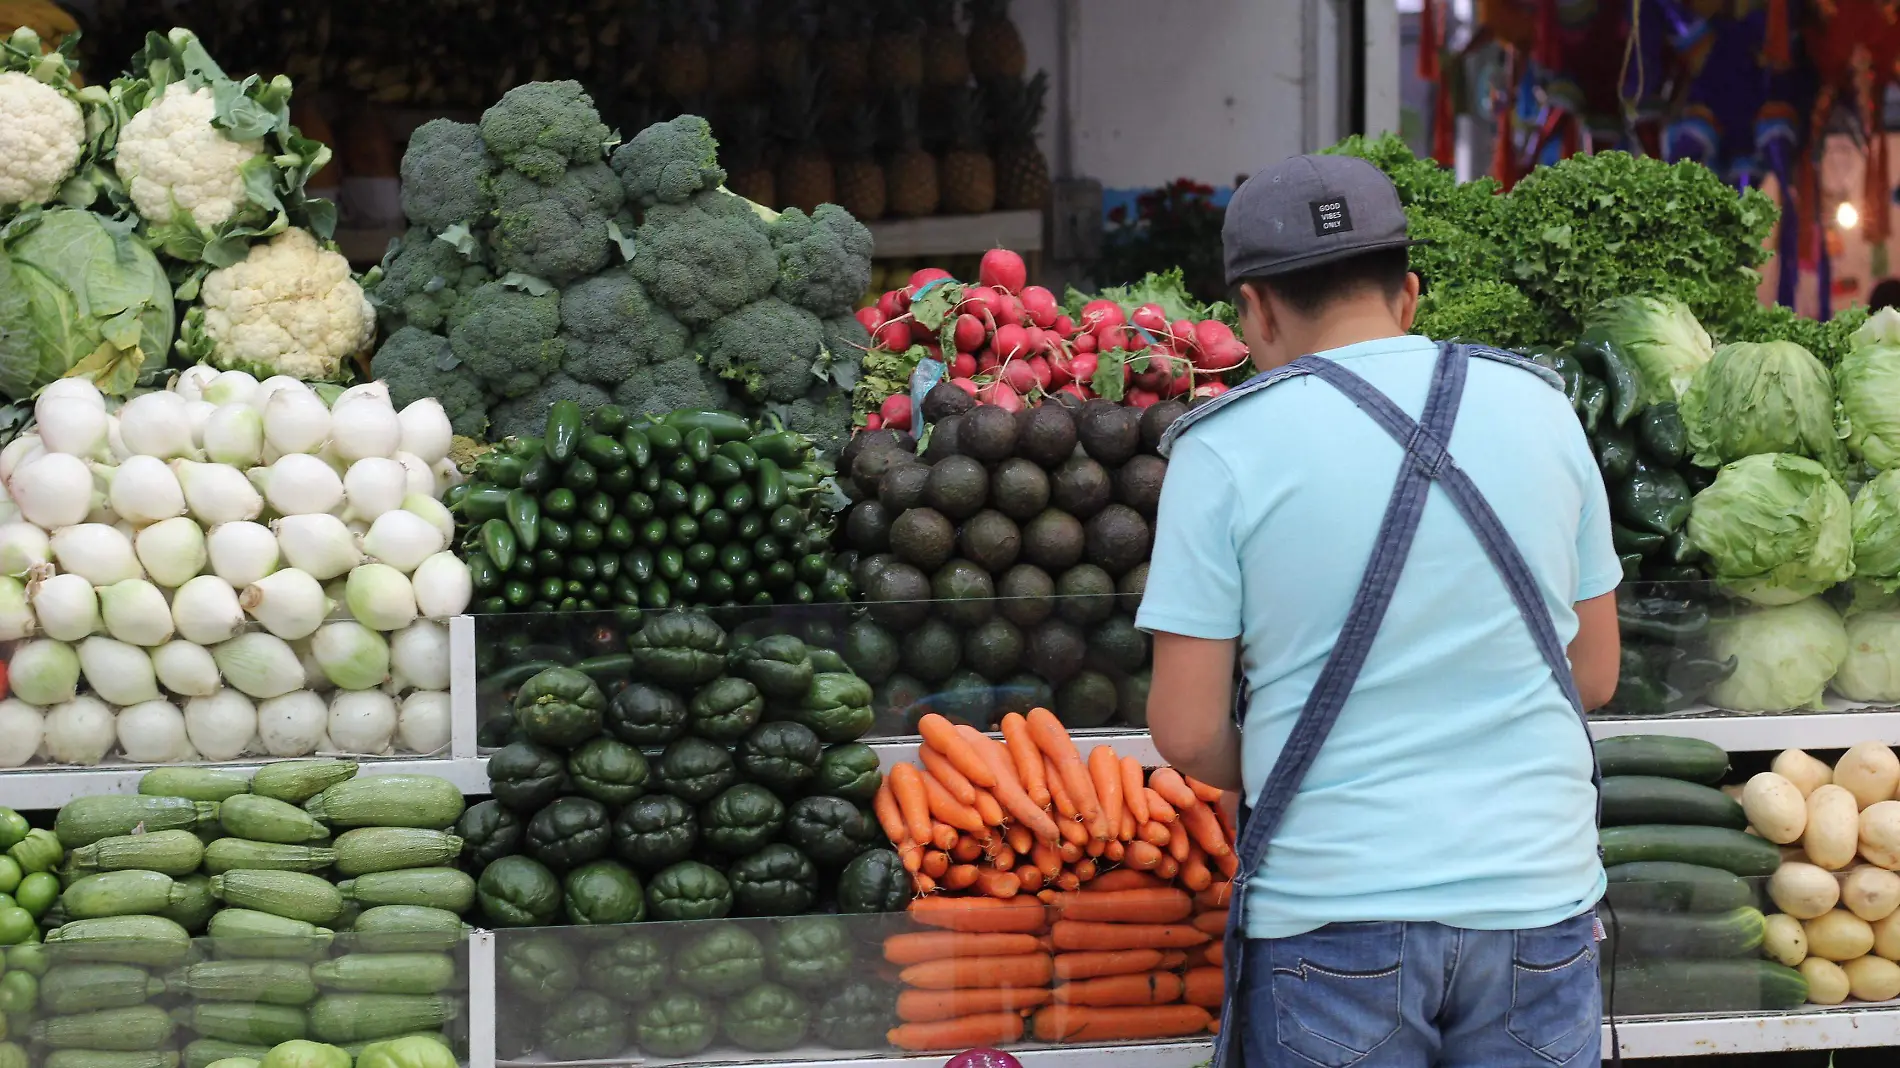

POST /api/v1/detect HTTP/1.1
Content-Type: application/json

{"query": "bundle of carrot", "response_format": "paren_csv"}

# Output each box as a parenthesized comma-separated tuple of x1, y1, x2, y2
(875, 709, 1241, 1051)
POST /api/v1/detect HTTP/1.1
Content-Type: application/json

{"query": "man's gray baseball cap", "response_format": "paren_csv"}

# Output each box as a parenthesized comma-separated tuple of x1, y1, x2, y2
(1223, 154, 1423, 284)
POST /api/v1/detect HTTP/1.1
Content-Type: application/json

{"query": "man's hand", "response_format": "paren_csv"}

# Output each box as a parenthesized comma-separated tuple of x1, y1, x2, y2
(1148, 632, 1245, 791)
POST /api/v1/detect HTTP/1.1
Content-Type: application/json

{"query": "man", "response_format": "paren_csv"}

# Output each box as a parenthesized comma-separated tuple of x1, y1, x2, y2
(1136, 154, 1621, 1067)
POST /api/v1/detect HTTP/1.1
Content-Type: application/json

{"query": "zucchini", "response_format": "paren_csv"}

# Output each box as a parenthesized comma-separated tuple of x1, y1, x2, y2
(167, 960, 317, 1005)
(331, 829, 463, 877)
(45, 1053, 182, 1068)
(40, 964, 168, 1014)
(203, 840, 338, 875)
(66, 830, 204, 878)
(219, 796, 329, 845)
(211, 871, 344, 926)
(304, 777, 464, 830)
(1599, 825, 1781, 876)
(160, 873, 217, 933)
(1594, 734, 1728, 784)
(181, 1040, 271, 1068)
(346, 906, 467, 953)
(1605, 862, 1755, 913)
(204, 909, 333, 962)
(307, 994, 459, 1044)
(62, 870, 185, 919)
(56, 797, 220, 849)
(140, 767, 252, 803)
(168, 1004, 307, 1046)
(44, 915, 193, 967)
(1601, 776, 1747, 829)
(310, 953, 458, 994)
(30, 1006, 178, 1050)
(1603, 959, 1807, 1014)
(1603, 907, 1765, 960)
(250, 761, 358, 805)
(335, 868, 476, 913)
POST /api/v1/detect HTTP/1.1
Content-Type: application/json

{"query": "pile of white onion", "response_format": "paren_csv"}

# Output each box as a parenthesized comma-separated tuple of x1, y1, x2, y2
(0, 367, 473, 767)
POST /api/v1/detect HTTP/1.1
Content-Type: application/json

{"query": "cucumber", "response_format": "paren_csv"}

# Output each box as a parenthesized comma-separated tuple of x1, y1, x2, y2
(45, 1053, 182, 1068)
(203, 840, 338, 875)
(1603, 959, 1807, 1014)
(40, 964, 169, 1014)
(346, 906, 467, 953)
(30, 1006, 178, 1050)
(1599, 824, 1781, 877)
(311, 953, 458, 994)
(63, 830, 208, 879)
(335, 869, 475, 912)
(139, 767, 252, 802)
(168, 1004, 307, 1046)
(167, 960, 317, 1005)
(211, 871, 344, 926)
(56, 797, 220, 849)
(250, 761, 358, 805)
(160, 873, 217, 933)
(62, 870, 184, 919)
(44, 915, 193, 967)
(331, 828, 464, 877)
(219, 796, 329, 845)
(303, 776, 464, 830)
(307, 994, 459, 1044)
(204, 909, 334, 962)
(1605, 862, 1756, 913)
(1594, 734, 1728, 784)
(1603, 906, 1765, 960)
(182, 1040, 272, 1068)
(1601, 775, 1747, 829)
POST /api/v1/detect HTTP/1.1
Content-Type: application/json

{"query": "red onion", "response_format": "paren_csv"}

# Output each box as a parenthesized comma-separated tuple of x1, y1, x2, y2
(944, 1049, 1025, 1068)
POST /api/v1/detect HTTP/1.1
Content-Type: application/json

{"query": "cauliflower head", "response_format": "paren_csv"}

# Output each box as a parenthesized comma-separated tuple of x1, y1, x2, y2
(0, 71, 83, 209)
(194, 227, 375, 380)
(115, 82, 264, 230)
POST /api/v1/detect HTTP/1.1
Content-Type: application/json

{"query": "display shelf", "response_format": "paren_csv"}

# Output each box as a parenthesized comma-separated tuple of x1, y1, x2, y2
(1589, 710, 1900, 751)
(1604, 1002, 1900, 1058)
(864, 211, 1043, 258)
(488, 1043, 1216, 1068)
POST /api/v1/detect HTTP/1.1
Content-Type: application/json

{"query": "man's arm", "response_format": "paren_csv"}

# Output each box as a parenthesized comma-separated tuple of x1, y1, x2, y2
(1148, 632, 1244, 790)
(1569, 591, 1620, 711)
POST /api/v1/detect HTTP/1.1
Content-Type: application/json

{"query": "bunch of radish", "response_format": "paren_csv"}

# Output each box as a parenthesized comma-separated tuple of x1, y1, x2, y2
(856, 249, 1248, 433)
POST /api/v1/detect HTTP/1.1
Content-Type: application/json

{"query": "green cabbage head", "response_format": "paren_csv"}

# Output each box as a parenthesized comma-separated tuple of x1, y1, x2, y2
(1687, 452, 1854, 605)
(1853, 468, 1900, 593)
(1707, 596, 1848, 711)
(1581, 294, 1713, 405)
(1834, 609, 1900, 704)
(356, 1036, 457, 1068)
(1680, 341, 1843, 471)
(257, 1041, 350, 1068)
(1838, 307, 1900, 469)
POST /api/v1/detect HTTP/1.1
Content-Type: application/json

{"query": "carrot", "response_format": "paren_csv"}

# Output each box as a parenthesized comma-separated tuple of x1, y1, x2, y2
(889, 1012, 1026, 1051)
(1192, 910, 1230, 936)
(897, 987, 1052, 1023)
(976, 869, 1022, 899)
(1058, 839, 1084, 864)
(1032, 1005, 1213, 1043)
(918, 713, 997, 787)
(910, 896, 1049, 934)
(921, 770, 986, 834)
(1056, 815, 1089, 848)
(1055, 972, 1185, 1007)
(1038, 889, 1059, 905)
(990, 847, 1016, 871)
(1184, 968, 1224, 1008)
(1016, 864, 1045, 892)
(1184, 775, 1225, 805)
(1045, 755, 1079, 819)
(1088, 746, 1125, 838)
(900, 841, 923, 872)
(934, 823, 962, 852)
(1180, 848, 1213, 892)
(1104, 841, 1125, 864)
(1120, 810, 1137, 843)
(1204, 942, 1225, 966)
(952, 835, 984, 863)
(884, 932, 1044, 965)
(1051, 948, 1166, 980)
(1216, 850, 1240, 879)
(919, 745, 979, 805)
(1073, 859, 1097, 882)
(1028, 709, 1107, 839)
(1140, 821, 1172, 848)
(1126, 841, 1163, 870)
(1085, 837, 1105, 858)
(922, 849, 950, 879)
(1195, 882, 1234, 910)
(1145, 789, 1177, 824)
(889, 763, 935, 846)
(1051, 889, 1194, 925)
(964, 728, 1062, 842)
(1159, 951, 1189, 969)
(914, 872, 937, 894)
(1148, 768, 1198, 812)
(1180, 802, 1232, 858)
(898, 952, 1053, 990)
(1051, 921, 1210, 951)
(874, 784, 908, 844)
(1155, 856, 1179, 882)
(1006, 825, 1034, 856)
(1053, 872, 1080, 891)
(1087, 869, 1168, 893)
(1000, 712, 1052, 808)
(1030, 841, 1062, 880)
(971, 789, 1005, 829)
(943, 864, 981, 890)
(1168, 824, 1193, 863)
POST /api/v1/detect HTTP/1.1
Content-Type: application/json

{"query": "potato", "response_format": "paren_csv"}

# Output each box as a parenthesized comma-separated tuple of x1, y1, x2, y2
(1806, 785, 1863, 870)
(1836, 743, 1900, 809)
(1743, 772, 1808, 844)
(1764, 912, 1809, 966)
(1771, 862, 1843, 919)
(1775, 749, 1834, 797)
(1802, 957, 1852, 1005)
(1876, 911, 1900, 960)
(1844, 867, 1900, 922)
(1845, 955, 1900, 1002)
(1864, 802, 1900, 870)
(1806, 909, 1877, 961)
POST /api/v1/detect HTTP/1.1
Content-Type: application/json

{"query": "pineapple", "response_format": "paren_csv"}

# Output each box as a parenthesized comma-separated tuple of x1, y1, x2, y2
(937, 86, 995, 214)
(884, 91, 940, 218)
(990, 71, 1050, 210)
(711, 0, 761, 100)
(871, 0, 925, 92)
(778, 63, 838, 212)
(721, 104, 777, 208)
(922, 0, 970, 89)
(656, 1, 711, 101)
(965, 0, 1026, 81)
(818, 0, 873, 106)
(762, 0, 810, 91)
(834, 105, 888, 220)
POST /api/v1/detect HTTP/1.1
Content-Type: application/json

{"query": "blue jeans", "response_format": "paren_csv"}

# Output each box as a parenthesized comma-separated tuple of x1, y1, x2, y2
(1241, 913, 1600, 1068)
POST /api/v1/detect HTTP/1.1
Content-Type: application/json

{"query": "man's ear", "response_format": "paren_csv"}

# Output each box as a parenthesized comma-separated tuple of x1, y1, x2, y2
(1396, 272, 1422, 332)
(1241, 282, 1274, 344)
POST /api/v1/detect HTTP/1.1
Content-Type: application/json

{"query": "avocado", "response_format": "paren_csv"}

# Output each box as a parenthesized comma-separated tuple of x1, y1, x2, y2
(960, 509, 1022, 573)
(990, 458, 1051, 521)
(963, 617, 1025, 680)
(1050, 456, 1112, 519)
(1116, 454, 1167, 518)
(922, 380, 977, 423)
(851, 445, 906, 498)
(960, 404, 1019, 462)
(1117, 562, 1148, 614)
(1017, 404, 1080, 468)
(932, 558, 996, 626)
(889, 507, 956, 571)
(842, 617, 902, 684)
(844, 500, 892, 552)
(994, 672, 1055, 720)
(842, 428, 908, 477)
(866, 561, 931, 629)
(919, 668, 997, 729)
(1087, 614, 1150, 673)
(1022, 509, 1085, 571)
(1054, 669, 1120, 728)
(1024, 618, 1087, 685)
(1084, 504, 1151, 576)
(924, 455, 989, 520)
(997, 564, 1055, 627)
(1140, 399, 1191, 453)
(921, 414, 963, 463)
(900, 617, 963, 682)
(1055, 564, 1116, 625)
(879, 461, 932, 513)
(874, 672, 932, 734)
(1117, 670, 1152, 728)
(854, 551, 896, 593)
(1077, 401, 1142, 465)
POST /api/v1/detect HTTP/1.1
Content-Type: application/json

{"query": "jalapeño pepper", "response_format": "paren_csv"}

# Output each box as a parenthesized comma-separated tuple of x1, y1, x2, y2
(536, 547, 565, 576)
(675, 571, 703, 601)
(467, 551, 500, 592)
(704, 454, 744, 487)
(479, 522, 517, 573)
(658, 547, 686, 581)
(721, 544, 753, 575)
(647, 424, 684, 457)
(579, 434, 628, 468)
(737, 513, 764, 541)
(464, 486, 511, 522)
(670, 514, 701, 546)
(683, 426, 715, 464)
(621, 428, 653, 469)
(699, 508, 733, 544)
(598, 552, 621, 582)
(583, 492, 616, 526)
(562, 458, 599, 492)
(665, 409, 754, 442)
(599, 465, 636, 496)
(539, 516, 572, 551)
(665, 453, 698, 483)
(717, 441, 759, 473)
(643, 579, 673, 609)
(506, 491, 540, 552)
(545, 400, 584, 463)
(747, 431, 809, 466)
(475, 452, 526, 488)
(614, 572, 643, 606)
(606, 516, 636, 550)
(543, 488, 577, 518)
(686, 542, 719, 572)
(622, 491, 655, 521)
(765, 559, 796, 589)
(640, 518, 668, 548)
(624, 548, 656, 585)
(657, 480, 690, 514)
(722, 482, 754, 514)
(574, 520, 604, 552)
(592, 404, 628, 434)
(638, 466, 663, 494)
(690, 483, 718, 516)
(704, 569, 736, 602)
(769, 504, 803, 540)
(754, 459, 786, 512)
(518, 453, 557, 493)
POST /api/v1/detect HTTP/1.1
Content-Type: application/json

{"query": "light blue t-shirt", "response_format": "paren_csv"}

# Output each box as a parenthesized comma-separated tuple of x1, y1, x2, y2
(1134, 335, 1620, 940)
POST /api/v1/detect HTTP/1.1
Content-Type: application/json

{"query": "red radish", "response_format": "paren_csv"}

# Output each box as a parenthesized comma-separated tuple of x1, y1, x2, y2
(856, 306, 885, 331)
(880, 290, 907, 318)
(1059, 382, 1092, 403)
(1069, 351, 1099, 383)
(1048, 352, 1078, 386)
(1194, 319, 1236, 351)
(1000, 360, 1037, 394)
(953, 313, 988, 353)
(1164, 372, 1193, 397)
(983, 380, 1026, 411)
(1126, 388, 1161, 409)
(1131, 303, 1169, 336)
(1195, 381, 1231, 399)
(993, 323, 1030, 360)
(880, 393, 914, 431)
(873, 320, 910, 350)
(1028, 355, 1054, 390)
(1073, 332, 1097, 354)
(865, 413, 884, 430)
(951, 377, 980, 396)
(1080, 299, 1126, 331)
(944, 1050, 1024, 1068)
(910, 318, 937, 344)
(1170, 318, 1196, 346)
(1052, 314, 1077, 338)
(910, 267, 954, 290)
(952, 352, 978, 378)
(1020, 285, 1060, 328)
(976, 351, 1001, 374)
(1022, 326, 1047, 355)
(979, 248, 1028, 294)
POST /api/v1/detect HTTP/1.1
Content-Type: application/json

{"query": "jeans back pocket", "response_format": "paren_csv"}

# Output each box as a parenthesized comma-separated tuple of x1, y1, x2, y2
(1507, 914, 1600, 1066)
(1263, 922, 1406, 1068)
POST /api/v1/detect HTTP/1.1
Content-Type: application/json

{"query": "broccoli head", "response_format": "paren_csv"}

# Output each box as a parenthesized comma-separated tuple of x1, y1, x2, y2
(479, 80, 612, 183)
(486, 163, 625, 285)
(821, 313, 870, 373)
(612, 355, 730, 418)
(699, 297, 826, 404)
(613, 114, 727, 209)
(448, 281, 566, 398)
(400, 119, 497, 233)
(369, 327, 491, 438)
(558, 270, 692, 386)
(368, 227, 493, 333)
(771, 204, 874, 319)
(489, 373, 612, 439)
(771, 387, 853, 460)
(630, 189, 778, 327)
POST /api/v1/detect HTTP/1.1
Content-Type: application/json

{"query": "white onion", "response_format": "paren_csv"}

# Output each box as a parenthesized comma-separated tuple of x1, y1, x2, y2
(323, 578, 352, 619)
(0, 576, 31, 641)
(291, 638, 332, 692)
(206, 521, 279, 588)
(329, 395, 403, 463)
(411, 552, 472, 618)
(0, 523, 49, 578)
(0, 700, 43, 768)
(10, 639, 78, 705)
(37, 378, 104, 411)
(398, 399, 453, 464)
(50, 524, 141, 585)
(0, 501, 18, 526)
(240, 568, 331, 640)
(342, 458, 407, 523)
(44, 695, 114, 764)
(203, 370, 259, 408)
(135, 516, 208, 588)
(105, 455, 188, 526)
(100, 578, 173, 646)
(28, 572, 98, 642)
(345, 563, 416, 632)
(311, 621, 390, 690)
(0, 435, 40, 484)
(151, 640, 222, 697)
(256, 690, 327, 756)
(118, 698, 192, 762)
(173, 365, 218, 403)
(118, 391, 200, 460)
(170, 575, 243, 644)
(186, 400, 216, 448)
(36, 397, 110, 459)
(253, 376, 311, 413)
(263, 388, 331, 455)
(273, 514, 362, 580)
(361, 509, 446, 574)
(336, 382, 391, 408)
(252, 453, 344, 516)
(105, 417, 130, 461)
(77, 635, 159, 705)
(394, 452, 436, 499)
(398, 691, 451, 753)
(212, 632, 305, 699)
(402, 494, 455, 546)
(10, 452, 94, 529)
(202, 404, 265, 467)
(173, 460, 263, 525)
(389, 619, 449, 691)
(327, 689, 397, 753)
(184, 689, 256, 760)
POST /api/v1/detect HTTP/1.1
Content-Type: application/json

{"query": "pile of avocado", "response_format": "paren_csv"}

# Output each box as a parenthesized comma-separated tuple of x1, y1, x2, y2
(832, 384, 1185, 731)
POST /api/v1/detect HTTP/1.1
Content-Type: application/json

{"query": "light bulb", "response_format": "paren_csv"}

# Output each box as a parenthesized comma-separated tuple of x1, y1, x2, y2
(1838, 201, 1862, 230)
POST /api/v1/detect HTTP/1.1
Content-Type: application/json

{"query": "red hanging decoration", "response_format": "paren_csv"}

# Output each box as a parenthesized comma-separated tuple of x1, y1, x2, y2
(1764, 0, 1792, 68)
(1533, 0, 1563, 67)
(1432, 71, 1458, 165)
(1419, 0, 1442, 80)
(1797, 151, 1822, 269)
(1492, 93, 1517, 188)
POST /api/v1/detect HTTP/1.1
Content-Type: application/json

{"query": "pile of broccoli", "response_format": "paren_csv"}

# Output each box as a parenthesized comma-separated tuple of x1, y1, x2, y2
(366, 81, 872, 448)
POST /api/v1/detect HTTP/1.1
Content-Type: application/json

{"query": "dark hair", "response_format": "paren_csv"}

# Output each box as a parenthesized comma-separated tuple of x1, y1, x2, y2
(1234, 247, 1411, 318)
(1872, 278, 1900, 312)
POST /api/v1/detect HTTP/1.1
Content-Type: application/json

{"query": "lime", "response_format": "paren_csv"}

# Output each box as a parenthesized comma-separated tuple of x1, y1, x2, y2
(0, 860, 22, 898)
(0, 912, 31, 951)
(5, 945, 43, 978)
(12, 876, 53, 921)
(0, 972, 34, 1015)
(0, 814, 27, 855)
